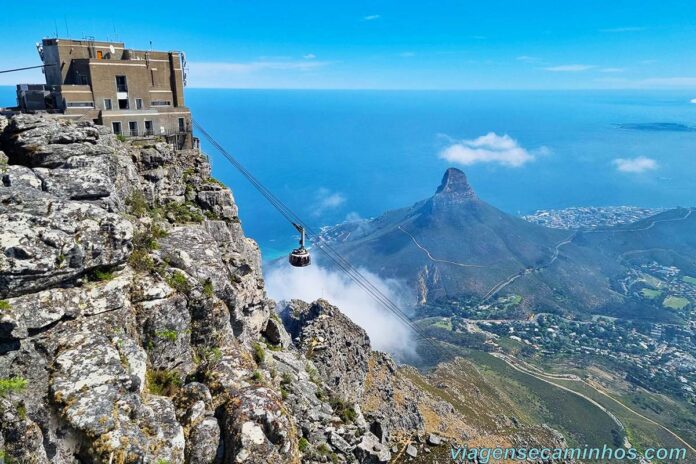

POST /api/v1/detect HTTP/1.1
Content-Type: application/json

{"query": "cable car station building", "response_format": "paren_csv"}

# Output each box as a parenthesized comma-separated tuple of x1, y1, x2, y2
(16, 38, 194, 149)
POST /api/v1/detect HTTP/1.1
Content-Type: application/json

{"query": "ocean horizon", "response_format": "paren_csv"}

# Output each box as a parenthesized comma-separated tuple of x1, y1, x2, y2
(3, 87, 695, 259)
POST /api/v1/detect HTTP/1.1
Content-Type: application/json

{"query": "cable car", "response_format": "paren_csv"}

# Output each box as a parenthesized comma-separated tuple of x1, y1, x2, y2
(289, 223, 311, 267)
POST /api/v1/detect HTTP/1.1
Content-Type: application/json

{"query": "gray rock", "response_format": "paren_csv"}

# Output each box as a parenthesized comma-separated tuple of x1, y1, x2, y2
(281, 299, 371, 404)
(353, 433, 391, 463)
(427, 433, 442, 446)
(0, 187, 133, 298)
(263, 314, 293, 348)
(188, 417, 221, 464)
(406, 444, 418, 458)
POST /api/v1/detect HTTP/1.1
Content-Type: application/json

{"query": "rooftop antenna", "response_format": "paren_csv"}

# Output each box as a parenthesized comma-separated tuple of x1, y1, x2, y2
(53, 19, 58, 38)
(64, 16, 70, 38)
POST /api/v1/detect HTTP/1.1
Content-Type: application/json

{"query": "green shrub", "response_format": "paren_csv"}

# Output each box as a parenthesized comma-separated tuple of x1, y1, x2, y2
(204, 347, 223, 363)
(155, 329, 178, 342)
(116, 134, 127, 143)
(17, 404, 26, 419)
(0, 376, 28, 397)
(0, 300, 11, 311)
(329, 396, 357, 423)
(166, 271, 191, 294)
(146, 369, 182, 396)
(298, 438, 310, 452)
(126, 191, 149, 217)
(128, 249, 155, 272)
(318, 443, 332, 456)
(202, 279, 214, 298)
(88, 268, 115, 282)
(252, 342, 265, 364)
(208, 177, 226, 187)
(163, 201, 204, 223)
(151, 223, 169, 239)
(251, 370, 263, 382)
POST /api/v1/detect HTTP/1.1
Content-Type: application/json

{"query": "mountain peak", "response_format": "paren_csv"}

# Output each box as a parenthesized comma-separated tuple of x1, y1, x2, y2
(435, 167, 477, 200)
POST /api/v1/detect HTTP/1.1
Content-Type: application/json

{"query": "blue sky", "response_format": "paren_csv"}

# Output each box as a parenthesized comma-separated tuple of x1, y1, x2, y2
(2, 0, 696, 89)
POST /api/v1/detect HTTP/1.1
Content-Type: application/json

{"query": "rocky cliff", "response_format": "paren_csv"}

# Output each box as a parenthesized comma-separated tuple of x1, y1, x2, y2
(0, 114, 567, 463)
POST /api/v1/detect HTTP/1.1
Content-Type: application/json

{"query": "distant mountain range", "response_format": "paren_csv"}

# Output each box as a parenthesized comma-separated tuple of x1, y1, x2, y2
(321, 168, 696, 321)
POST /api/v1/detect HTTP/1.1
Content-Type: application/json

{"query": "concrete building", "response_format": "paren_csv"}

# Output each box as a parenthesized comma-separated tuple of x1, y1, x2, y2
(16, 38, 194, 148)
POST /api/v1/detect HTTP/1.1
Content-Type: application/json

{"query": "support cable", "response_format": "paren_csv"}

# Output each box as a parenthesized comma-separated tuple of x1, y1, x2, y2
(193, 120, 448, 358)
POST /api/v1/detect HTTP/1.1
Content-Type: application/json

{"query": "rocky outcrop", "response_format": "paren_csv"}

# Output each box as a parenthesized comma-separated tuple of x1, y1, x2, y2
(281, 299, 371, 404)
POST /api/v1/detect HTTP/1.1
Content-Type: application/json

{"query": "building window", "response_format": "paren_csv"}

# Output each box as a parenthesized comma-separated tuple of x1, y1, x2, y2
(144, 120, 154, 136)
(115, 75, 128, 92)
(128, 121, 139, 136)
(136, 98, 143, 110)
(112, 122, 122, 135)
(66, 101, 94, 108)
(104, 98, 112, 110)
(178, 117, 186, 133)
(150, 100, 171, 107)
(118, 98, 129, 110)
(80, 75, 89, 85)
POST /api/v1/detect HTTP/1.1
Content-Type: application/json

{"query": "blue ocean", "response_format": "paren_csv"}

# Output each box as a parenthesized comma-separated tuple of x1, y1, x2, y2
(3, 87, 696, 258)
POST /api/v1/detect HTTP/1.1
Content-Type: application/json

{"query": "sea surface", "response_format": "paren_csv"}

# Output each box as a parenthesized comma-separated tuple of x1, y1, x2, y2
(3, 87, 696, 259)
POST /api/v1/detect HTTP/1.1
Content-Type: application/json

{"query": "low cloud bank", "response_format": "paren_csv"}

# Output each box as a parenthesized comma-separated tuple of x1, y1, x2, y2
(265, 260, 417, 359)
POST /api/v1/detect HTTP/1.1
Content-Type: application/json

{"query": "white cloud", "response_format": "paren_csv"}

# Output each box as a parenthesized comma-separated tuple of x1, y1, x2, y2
(600, 67, 625, 73)
(438, 132, 544, 167)
(265, 261, 417, 358)
(303, 53, 317, 60)
(543, 64, 595, 72)
(311, 188, 346, 216)
(612, 156, 658, 173)
(363, 14, 381, 21)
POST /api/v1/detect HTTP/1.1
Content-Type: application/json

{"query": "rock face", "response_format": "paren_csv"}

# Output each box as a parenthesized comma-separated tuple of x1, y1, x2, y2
(0, 114, 568, 463)
(281, 299, 371, 403)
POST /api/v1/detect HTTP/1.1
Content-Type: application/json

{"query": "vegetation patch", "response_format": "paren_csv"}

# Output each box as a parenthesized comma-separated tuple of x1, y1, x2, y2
(202, 279, 215, 298)
(662, 296, 689, 310)
(166, 271, 191, 294)
(682, 275, 696, 286)
(126, 191, 149, 218)
(252, 342, 266, 364)
(87, 268, 115, 282)
(0, 376, 28, 397)
(298, 437, 309, 452)
(208, 177, 226, 187)
(128, 248, 155, 272)
(0, 300, 11, 312)
(155, 329, 178, 342)
(162, 201, 204, 223)
(328, 396, 357, 423)
(146, 369, 182, 396)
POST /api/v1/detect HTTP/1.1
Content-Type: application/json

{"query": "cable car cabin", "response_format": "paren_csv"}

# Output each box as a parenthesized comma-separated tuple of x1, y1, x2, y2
(289, 223, 311, 267)
(289, 247, 311, 267)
